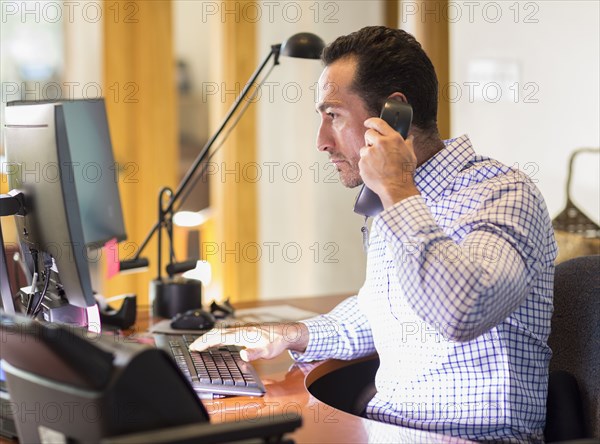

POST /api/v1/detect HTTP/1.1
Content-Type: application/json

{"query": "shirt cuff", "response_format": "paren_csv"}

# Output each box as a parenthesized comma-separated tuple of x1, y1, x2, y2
(288, 315, 342, 363)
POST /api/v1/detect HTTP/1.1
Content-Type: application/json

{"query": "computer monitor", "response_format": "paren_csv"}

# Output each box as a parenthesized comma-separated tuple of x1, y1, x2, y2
(7, 99, 127, 249)
(3, 99, 125, 324)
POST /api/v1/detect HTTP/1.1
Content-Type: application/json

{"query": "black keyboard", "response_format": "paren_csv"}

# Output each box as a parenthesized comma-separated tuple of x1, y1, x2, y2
(154, 333, 266, 398)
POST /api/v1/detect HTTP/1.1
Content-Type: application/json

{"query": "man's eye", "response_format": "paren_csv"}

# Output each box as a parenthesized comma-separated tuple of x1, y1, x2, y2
(327, 112, 336, 119)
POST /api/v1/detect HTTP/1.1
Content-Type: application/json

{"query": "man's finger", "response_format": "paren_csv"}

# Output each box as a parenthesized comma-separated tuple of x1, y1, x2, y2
(188, 328, 223, 352)
(364, 117, 395, 135)
(364, 128, 379, 147)
(239, 348, 251, 361)
(240, 347, 266, 362)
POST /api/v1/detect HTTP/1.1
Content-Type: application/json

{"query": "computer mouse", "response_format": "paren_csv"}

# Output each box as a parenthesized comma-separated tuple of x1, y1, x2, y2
(170, 309, 216, 330)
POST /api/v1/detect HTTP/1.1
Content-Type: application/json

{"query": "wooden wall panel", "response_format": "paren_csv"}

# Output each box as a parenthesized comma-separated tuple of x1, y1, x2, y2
(103, 0, 178, 305)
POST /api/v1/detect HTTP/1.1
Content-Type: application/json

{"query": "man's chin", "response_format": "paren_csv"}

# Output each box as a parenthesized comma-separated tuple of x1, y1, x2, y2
(339, 175, 363, 189)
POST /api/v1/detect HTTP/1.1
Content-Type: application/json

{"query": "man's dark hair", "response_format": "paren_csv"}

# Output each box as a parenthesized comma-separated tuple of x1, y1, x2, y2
(322, 26, 438, 133)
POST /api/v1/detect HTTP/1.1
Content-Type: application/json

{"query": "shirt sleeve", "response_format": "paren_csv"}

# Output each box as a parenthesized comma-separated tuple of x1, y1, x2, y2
(290, 295, 375, 362)
(375, 177, 552, 342)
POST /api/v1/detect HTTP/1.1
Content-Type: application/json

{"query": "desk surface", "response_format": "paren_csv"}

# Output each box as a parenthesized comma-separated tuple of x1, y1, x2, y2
(1, 294, 472, 443)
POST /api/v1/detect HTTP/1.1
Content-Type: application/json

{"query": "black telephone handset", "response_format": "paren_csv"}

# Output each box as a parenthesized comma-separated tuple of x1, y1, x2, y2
(353, 99, 413, 217)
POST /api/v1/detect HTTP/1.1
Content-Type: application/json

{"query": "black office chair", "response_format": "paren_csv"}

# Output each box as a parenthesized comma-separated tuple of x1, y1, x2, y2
(545, 255, 600, 443)
(306, 355, 379, 417)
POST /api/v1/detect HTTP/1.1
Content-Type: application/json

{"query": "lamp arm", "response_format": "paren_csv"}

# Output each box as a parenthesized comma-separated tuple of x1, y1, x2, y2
(130, 44, 282, 262)
(156, 187, 173, 280)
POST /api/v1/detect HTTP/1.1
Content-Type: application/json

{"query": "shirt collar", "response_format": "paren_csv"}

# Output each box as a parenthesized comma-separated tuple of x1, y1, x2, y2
(413, 134, 476, 203)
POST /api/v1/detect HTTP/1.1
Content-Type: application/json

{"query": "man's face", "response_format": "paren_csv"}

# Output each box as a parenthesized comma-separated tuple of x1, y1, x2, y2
(315, 57, 372, 188)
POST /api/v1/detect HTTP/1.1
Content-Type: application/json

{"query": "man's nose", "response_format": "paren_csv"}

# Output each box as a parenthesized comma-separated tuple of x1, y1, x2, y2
(316, 123, 333, 152)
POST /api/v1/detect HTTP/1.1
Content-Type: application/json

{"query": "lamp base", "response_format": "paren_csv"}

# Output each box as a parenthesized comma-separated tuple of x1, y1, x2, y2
(150, 278, 202, 318)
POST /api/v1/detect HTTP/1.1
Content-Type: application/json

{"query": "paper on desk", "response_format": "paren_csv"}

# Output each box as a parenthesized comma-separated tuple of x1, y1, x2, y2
(233, 304, 319, 323)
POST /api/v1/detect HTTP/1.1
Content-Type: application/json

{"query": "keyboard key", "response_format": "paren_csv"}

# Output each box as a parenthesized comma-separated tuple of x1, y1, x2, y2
(183, 335, 200, 343)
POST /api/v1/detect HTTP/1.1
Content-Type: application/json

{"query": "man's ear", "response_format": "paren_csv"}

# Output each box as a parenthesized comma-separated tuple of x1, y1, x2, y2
(386, 92, 408, 103)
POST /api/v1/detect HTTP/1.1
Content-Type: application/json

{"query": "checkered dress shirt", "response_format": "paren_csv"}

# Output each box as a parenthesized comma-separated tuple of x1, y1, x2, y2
(292, 135, 557, 443)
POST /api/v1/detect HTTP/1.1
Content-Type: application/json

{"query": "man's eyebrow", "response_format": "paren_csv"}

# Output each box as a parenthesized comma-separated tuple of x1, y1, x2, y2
(316, 101, 342, 113)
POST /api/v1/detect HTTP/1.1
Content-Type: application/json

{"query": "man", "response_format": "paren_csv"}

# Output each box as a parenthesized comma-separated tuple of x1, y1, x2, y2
(191, 26, 557, 443)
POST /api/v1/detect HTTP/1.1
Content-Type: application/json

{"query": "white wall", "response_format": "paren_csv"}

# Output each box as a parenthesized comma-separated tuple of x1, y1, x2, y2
(449, 0, 599, 221)
(257, 1, 384, 299)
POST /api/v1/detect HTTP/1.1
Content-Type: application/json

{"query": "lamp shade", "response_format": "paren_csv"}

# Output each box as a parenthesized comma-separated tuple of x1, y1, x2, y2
(280, 32, 325, 60)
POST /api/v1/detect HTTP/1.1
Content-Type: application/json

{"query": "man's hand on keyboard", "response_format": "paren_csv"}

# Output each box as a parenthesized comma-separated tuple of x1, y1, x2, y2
(188, 322, 309, 361)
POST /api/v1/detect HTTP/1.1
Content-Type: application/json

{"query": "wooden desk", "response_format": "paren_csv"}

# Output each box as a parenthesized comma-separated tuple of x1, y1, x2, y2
(1, 294, 472, 443)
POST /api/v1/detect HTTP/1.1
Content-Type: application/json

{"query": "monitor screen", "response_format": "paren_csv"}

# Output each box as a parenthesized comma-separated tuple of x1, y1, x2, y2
(58, 100, 126, 249)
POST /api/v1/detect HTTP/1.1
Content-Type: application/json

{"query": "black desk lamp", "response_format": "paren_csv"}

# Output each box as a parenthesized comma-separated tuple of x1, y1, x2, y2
(120, 32, 325, 318)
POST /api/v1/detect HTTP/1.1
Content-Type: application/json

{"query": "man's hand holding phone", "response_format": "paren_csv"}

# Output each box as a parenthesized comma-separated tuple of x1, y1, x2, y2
(353, 98, 419, 216)
(360, 116, 419, 209)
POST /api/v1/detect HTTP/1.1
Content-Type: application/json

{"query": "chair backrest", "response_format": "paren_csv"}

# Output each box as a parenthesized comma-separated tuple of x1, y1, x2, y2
(548, 255, 600, 438)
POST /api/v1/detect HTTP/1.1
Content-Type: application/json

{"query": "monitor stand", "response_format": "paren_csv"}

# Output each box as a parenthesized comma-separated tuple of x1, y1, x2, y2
(1, 194, 100, 331)
(2, 217, 100, 332)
